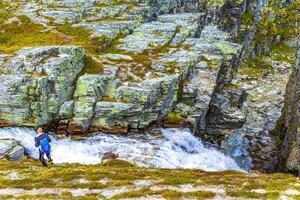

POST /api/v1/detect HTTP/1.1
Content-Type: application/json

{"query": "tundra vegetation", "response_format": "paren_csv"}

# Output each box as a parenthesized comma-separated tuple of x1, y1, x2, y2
(0, 160, 299, 200)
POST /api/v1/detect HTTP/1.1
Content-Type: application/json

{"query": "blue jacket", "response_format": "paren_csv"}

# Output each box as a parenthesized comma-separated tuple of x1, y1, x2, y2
(35, 133, 51, 148)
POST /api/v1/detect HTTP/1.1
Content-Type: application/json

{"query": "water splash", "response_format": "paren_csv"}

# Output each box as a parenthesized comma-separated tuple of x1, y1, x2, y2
(0, 127, 243, 172)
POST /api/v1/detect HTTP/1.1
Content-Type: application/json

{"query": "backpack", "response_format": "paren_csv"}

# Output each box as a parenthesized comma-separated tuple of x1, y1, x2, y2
(40, 138, 51, 154)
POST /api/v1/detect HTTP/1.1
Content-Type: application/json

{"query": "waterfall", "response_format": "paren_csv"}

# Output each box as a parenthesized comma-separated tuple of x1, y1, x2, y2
(0, 127, 243, 172)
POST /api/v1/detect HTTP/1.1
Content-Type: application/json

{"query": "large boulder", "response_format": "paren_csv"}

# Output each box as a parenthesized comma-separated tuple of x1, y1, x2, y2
(0, 139, 25, 161)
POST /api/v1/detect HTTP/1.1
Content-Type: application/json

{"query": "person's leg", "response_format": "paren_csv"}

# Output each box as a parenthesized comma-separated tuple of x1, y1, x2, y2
(46, 153, 53, 163)
(39, 149, 47, 167)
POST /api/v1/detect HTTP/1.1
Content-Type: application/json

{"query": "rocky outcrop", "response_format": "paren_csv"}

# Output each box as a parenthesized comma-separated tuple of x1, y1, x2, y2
(0, 139, 25, 161)
(202, 52, 293, 171)
(275, 38, 299, 174)
(51, 12, 240, 134)
(0, 46, 85, 127)
(0, 5, 242, 135)
(165, 25, 242, 131)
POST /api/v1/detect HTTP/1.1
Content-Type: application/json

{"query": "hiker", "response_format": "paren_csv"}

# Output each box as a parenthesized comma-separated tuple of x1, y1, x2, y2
(35, 127, 53, 167)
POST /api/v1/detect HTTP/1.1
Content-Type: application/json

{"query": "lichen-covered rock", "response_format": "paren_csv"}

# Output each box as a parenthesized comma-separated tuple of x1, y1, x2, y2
(160, 25, 242, 131)
(67, 68, 118, 133)
(0, 0, 244, 141)
(117, 21, 178, 53)
(157, 13, 203, 46)
(77, 21, 139, 48)
(276, 38, 300, 175)
(202, 49, 293, 171)
(90, 102, 143, 133)
(206, 92, 246, 129)
(116, 86, 158, 104)
(91, 75, 179, 133)
(0, 0, 296, 175)
(74, 75, 105, 99)
(0, 139, 25, 161)
(0, 46, 85, 127)
(59, 101, 75, 118)
(143, 0, 203, 14)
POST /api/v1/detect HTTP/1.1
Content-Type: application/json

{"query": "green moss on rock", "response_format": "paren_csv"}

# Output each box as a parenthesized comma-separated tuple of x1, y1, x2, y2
(167, 112, 183, 122)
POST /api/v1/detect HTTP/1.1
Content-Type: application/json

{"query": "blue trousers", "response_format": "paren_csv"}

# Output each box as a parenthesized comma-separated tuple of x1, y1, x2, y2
(39, 149, 52, 167)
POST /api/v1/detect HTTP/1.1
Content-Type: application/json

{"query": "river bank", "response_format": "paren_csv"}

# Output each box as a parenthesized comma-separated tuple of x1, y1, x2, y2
(0, 159, 299, 200)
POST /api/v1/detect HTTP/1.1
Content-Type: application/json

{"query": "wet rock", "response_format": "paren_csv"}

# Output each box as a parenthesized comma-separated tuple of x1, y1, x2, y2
(202, 50, 292, 171)
(101, 151, 119, 162)
(221, 132, 252, 171)
(0, 139, 25, 161)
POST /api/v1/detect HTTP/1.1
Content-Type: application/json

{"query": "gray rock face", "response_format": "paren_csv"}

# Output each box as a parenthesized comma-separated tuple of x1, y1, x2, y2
(89, 75, 179, 133)
(117, 21, 178, 53)
(0, 139, 25, 161)
(170, 26, 242, 132)
(206, 92, 246, 129)
(202, 50, 293, 171)
(45, 11, 240, 134)
(66, 67, 118, 133)
(77, 21, 139, 48)
(143, 0, 202, 14)
(276, 38, 300, 175)
(0, 46, 85, 127)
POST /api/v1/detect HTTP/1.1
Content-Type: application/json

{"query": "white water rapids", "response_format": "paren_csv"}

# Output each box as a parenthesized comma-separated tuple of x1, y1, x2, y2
(0, 127, 243, 172)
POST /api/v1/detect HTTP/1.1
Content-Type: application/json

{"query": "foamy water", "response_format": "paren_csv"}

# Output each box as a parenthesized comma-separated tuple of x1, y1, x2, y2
(0, 127, 243, 172)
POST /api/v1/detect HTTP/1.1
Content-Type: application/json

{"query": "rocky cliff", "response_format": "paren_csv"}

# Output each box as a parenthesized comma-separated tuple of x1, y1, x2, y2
(0, 0, 243, 135)
(0, 0, 298, 172)
(274, 37, 299, 175)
